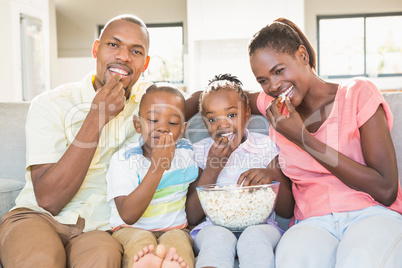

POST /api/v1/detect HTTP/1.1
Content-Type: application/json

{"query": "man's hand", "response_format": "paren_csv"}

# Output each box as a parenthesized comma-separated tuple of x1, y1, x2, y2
(31, 74, 128, 215)
(91, 74, 126, 129)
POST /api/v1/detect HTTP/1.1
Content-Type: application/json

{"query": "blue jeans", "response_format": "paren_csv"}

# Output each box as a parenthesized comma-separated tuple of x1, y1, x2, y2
(194, 224, 281, 268)
(276, 205, 402, 268)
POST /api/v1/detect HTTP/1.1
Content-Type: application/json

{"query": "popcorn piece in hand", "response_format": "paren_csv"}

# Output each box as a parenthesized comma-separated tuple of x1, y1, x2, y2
(276, 96, 286, 114)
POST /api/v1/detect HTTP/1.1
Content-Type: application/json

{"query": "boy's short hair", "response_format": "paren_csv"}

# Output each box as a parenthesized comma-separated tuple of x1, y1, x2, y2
(199, 73, 249, 115)
(139, 83, 186, 113)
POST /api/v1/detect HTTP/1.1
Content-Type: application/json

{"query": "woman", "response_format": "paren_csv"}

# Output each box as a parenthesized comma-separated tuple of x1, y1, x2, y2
(247, 17, 402, 267)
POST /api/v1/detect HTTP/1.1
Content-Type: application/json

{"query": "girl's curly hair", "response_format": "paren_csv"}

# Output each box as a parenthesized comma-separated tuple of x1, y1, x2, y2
(199, 73, 249, 115)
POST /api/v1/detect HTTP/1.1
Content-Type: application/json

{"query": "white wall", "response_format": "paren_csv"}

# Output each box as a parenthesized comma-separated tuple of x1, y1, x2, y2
(0, 0, 51, 101)
(55, 0, 187, 57)
(51, 0, 402, 92)
(0, 0, 13, 100)
(52, 0, 188, 88)
(2, 0, 401, 100)
(53, 57, 95, 88)
(186, 0, 305, 92)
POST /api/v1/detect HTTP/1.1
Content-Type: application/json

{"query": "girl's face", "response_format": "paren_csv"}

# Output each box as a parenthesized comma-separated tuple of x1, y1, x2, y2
(201, 89, 251, 150)
(249, 46, 308, 107)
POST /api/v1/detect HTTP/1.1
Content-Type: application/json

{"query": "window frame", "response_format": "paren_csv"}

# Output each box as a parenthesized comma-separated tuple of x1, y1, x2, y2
(317, 12, 402, 79)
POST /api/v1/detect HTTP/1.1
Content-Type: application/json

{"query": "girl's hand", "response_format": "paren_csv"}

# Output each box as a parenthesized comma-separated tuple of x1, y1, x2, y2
(205, 136, 233, 172)
(237, 168, 275, 186)
(151, 132, 175, 171)
(266, 97, 305, 145)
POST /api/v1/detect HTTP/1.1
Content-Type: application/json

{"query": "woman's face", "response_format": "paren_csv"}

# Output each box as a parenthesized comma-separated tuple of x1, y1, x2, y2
(250, 46, 308, 107)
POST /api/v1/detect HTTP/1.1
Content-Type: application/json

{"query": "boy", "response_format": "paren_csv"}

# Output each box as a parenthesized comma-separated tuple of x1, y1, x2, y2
(106, 84, 197, 268)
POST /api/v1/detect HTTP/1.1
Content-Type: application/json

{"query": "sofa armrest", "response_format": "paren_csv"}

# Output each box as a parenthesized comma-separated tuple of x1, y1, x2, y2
(0, 178, 25, 219)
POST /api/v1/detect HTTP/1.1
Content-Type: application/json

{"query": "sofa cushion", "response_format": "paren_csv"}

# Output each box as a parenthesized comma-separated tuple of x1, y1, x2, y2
(0, 178, 25, 219)
(382, 92, 402, 184)
(0, 102, 31, 183)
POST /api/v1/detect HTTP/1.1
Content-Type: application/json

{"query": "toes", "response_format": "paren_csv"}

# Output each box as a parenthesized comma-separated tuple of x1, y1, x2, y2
(155, 244, 166, 259)
(137, 250, 145, 258)
(147, 244, 155, 253)
(164, 247, 177, 261)
(135, 243, 156, 263)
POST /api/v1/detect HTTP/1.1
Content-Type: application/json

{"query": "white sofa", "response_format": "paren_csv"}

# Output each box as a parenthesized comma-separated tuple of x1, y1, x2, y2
(2, 92, 402, 221)
(0, 102, 30, 219)
(1, 92, 402, 266)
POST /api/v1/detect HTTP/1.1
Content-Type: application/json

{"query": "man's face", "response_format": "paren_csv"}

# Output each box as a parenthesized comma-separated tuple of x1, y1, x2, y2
(92, 19, 150, 98)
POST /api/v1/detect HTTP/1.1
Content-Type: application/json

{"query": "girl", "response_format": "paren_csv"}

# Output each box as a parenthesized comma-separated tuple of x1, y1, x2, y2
(186, 74, 294, 268)
(248, 18, 402, 267)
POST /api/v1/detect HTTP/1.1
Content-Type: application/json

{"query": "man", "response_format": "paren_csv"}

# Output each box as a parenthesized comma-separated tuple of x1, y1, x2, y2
(0, 14, 152, 267)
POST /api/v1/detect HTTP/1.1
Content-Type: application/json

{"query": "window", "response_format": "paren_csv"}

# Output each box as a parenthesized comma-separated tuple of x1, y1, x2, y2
(145, 23, 184, 84)
(317, 13, 402, 78)
(21, 14, 46, 101)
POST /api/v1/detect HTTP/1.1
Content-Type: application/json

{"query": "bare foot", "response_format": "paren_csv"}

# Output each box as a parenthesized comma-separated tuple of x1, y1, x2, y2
(161, 246, 189, 268)
(133, 244, 157, 264)
(132, 244, 189, 268)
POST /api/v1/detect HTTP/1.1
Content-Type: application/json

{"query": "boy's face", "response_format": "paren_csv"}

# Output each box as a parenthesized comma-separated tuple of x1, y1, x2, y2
(201, 89, 251, 150)
(134, 91, 187, 152)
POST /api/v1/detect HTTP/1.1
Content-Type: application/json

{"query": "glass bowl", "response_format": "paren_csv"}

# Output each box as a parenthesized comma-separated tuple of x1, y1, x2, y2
(196, 182, 280, 232)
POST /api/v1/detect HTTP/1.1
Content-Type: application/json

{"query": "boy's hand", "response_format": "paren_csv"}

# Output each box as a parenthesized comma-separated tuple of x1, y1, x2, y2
(205, 137, 233, 172)
(151, 132, 175, 171)
(237, 168, 275, 186)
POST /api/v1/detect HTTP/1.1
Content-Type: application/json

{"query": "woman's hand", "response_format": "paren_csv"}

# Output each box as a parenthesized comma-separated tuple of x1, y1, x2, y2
(237, 168, 275, 186)
(266, 97, 305, 146)
(237, 156, 295, 218)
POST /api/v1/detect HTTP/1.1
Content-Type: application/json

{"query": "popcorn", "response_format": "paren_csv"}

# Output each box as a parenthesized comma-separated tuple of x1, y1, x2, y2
(197, 184, 278, 231)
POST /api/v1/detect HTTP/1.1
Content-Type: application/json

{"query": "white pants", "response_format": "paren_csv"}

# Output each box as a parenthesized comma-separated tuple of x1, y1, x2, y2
(195, 224, 281, 268)
(276, 206, 402, 268)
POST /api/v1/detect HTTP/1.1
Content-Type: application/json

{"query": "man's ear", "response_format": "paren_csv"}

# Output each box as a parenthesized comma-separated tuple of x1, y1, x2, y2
(92, 40, 100, 59)
(133, 115, 142, 134)
(179, 122, 188, 139)
(142, 56, 150, 72)
(245, 105, 251, 122)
